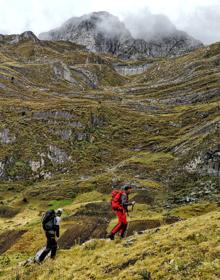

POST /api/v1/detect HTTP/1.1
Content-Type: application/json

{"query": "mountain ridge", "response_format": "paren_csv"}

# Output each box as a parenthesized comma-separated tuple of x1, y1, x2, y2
(39, 11, 203, 59)
(0, 28, 219, 280)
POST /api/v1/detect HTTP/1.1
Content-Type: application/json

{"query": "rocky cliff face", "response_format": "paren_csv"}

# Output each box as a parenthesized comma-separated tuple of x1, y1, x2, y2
(39, 11, 203, 59)
(0, 31, 39, 44)
(113, 63, 152, 75)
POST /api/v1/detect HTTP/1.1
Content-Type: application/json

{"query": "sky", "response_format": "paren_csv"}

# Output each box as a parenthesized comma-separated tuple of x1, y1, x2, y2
(0, 0, 219, 44)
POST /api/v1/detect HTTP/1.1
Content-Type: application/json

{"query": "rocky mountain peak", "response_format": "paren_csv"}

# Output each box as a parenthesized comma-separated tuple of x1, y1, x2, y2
(39, 11, 132, 53)
(39, 12, 203, 59)
(0, 31, 39, 45)
(39, 11, 203, 59)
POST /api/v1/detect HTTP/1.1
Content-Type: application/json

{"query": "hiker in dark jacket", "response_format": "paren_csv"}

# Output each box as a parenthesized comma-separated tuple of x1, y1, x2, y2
(38, 208, 63, 262)
(109, 185, 135, 240)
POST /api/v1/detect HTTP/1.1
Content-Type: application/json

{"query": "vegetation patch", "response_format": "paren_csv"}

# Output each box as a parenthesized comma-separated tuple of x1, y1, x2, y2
(0, 230, 27, 254)
(72, 202, 114, 220)
(48, 199, 72, 209)
(127, 219, 161, 236)
(170, 202, 219, 219)
(133, 190, 155, 205)
(58, 216, 108, 249)
(0, 206, 20, 218)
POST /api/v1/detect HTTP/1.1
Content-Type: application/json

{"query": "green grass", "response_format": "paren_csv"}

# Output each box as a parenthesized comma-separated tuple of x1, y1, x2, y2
(73, 191, 108, 203)
(47, 199, 73, 209)
(128, 152, 174, 165)
(170, 202, 219, 219)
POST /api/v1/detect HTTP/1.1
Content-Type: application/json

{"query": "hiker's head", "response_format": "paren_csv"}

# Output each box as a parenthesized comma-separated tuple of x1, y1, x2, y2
(123, 185, 133, 194)
(55, 208, 63, 217)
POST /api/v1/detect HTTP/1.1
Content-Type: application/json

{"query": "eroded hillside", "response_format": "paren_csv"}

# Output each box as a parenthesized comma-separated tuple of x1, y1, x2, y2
(0, 32, 219, 279)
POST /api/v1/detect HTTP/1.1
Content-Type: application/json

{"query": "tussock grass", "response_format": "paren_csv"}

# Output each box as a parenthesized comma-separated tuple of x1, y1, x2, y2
(2, 210, 220, 280)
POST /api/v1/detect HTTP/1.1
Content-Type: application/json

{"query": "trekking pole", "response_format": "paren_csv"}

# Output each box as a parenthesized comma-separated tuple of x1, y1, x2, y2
(125, 222, 129, 238)
(130, 201, 135, 217)
(125, 202, 135, 238)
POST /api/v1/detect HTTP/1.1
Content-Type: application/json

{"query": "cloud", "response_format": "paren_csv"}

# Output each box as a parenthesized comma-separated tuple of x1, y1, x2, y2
(0, 0, 87, 35)
(94, 12, 131, 39)
(177, 5, 220, 44)
(123, 9, 177, 41)
(0, 0, 219, 44)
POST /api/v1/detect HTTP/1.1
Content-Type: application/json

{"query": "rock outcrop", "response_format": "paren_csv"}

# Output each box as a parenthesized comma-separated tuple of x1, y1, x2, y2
(113, 63, 152, 76)
(0, 31, 39, 44)
(186, 149, 220, 177)
(0, 129, 16, 144)
(39, 11, 203, 59)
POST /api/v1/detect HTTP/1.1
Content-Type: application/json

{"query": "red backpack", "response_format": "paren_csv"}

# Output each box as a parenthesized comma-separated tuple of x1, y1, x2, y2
(111, 190, 124, 210)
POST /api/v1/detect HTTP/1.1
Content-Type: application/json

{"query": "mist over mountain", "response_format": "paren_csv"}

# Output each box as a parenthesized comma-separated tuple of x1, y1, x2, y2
(39, 11, 203, 59)
(123, 10, 177, 41)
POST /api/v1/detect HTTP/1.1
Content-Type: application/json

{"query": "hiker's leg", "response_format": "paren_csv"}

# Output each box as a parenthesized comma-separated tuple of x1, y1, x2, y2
(50, 237, 57, 259)
(111, 210, 124, 235)
(38, 247, 50, 262)
(119, 212, 127, 238)
(120, 223, 128, 238)
(39, 232, 52, 262)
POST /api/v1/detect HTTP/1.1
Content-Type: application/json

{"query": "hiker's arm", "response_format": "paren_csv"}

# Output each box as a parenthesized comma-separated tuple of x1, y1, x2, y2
(121, 194, 134, 206)
(55, 225, 60, 238)
(120, 194, 132, 210)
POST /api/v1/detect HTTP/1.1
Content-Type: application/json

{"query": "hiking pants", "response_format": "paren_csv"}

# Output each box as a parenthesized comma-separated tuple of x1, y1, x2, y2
(39, 232, 57, 262)
(111, 210, 128, 237)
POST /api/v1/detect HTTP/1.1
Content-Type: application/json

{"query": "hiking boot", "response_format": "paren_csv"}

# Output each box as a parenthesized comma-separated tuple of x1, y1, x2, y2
(107, 233, 115, 240)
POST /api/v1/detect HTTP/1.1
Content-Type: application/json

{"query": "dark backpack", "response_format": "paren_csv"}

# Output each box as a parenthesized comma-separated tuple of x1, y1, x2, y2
(42, 210, 56, 231)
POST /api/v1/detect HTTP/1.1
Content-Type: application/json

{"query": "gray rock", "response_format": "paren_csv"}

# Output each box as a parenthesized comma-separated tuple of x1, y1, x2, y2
(0, 83, 6, 89)
(186, 149, 220, 177)
(29, 154, 45, 173)
(169, 121, 182, 128)
(70, 66, 98, 88)
(0, 31, 39, 45)
(75, 132, 89, 141)
(47, 145, 71, 164)
(159, 89, 219, 106)
(39, 11, 202, 59)
(57, 129, 72, 140)
(0, 161, 5, 177)
(91, 113, 105, 127)
(33, 110, 73, 120)
(113, 63, 152, 76)
(0, 129, 16, 144)
(68, 121, 83, 128)
(52, 62, 77, 84)
(29, 161, 41, 172)
(204, 150, 220, 177)
(39, 12, 131, 52)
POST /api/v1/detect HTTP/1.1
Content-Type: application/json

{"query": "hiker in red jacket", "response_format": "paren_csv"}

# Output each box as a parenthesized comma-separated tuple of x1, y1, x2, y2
(109, 185, 135, 240)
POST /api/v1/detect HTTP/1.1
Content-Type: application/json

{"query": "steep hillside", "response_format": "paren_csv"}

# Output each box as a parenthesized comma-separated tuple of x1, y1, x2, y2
(0, 32, 219, 279)
(1, 205, 220, 279)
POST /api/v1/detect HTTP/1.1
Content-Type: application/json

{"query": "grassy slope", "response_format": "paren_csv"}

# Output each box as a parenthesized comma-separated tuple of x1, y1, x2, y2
(1, 207, 220, 280)
(0, 37, 220, 279)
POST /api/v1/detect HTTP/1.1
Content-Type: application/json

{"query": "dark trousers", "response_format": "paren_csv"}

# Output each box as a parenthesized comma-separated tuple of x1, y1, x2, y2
(39, 231, 57, 262)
